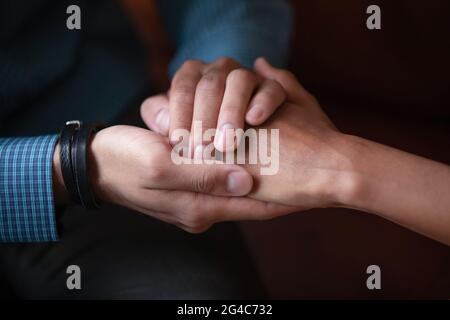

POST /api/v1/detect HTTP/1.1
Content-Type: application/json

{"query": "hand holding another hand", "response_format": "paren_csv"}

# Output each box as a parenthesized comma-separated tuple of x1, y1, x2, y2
(136, 57, 450, 245)
(53, 57, 299, 233)
(84, 125, 295, 233)
(142, 58, 358, 211)
(140, 57, 287, 152)
(54, 57, 450, 244)
(51, 58, 364, 233)
(240, 58, 357, 209)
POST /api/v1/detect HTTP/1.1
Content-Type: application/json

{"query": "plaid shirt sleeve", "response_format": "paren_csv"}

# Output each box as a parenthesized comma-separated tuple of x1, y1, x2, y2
(0, 135, 59, 242)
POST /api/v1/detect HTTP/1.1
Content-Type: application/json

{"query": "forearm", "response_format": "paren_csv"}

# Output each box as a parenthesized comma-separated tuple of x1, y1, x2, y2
(0, 135, 59, 242)
(226, 59, 450, 245)
(342, 134, 450, 245)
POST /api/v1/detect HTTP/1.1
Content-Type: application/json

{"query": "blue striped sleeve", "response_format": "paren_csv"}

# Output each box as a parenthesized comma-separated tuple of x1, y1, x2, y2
(0, 135, 59, 242)
(157, 0, 293, 76)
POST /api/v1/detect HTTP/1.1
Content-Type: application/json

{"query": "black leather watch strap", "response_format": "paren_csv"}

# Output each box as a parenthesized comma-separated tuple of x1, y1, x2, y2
(72, 123, 104, 210)
(59, 121, 81, 204)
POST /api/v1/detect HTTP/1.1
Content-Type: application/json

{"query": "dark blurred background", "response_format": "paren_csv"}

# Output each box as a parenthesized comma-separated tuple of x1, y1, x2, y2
(242, 0, 450, 299)
(41, 0, 449, 299)
(0, 0, 448, 300)
(241, 0, 450, 299)
(123, 0, 450, 299)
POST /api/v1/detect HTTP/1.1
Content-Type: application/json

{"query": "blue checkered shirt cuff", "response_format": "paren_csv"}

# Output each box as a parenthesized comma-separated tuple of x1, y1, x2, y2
(0, 135, 59, 242)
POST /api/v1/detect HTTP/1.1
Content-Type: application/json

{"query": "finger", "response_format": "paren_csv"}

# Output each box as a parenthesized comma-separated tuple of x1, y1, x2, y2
(245, 79, 286, 126)
(122, 197, 198, 231)
(200, 196, 298, 222)
(152, 159, 254, 197)
(169, 60, 205, 145)
(190, 69, 227, 153)
(191, 58, 240, 153)
(214, 69, 258, 152)
(143, 189, 298, 227)
(140, 94, 170, 135)
(202, 56, 241, 74)
(254, 57, 312, 104)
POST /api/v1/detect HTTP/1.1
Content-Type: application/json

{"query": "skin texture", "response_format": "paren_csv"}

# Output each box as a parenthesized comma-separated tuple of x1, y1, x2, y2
(140, 57, 286, 153)
(142, 58, 354, 211)
(249, 59, 450, 246)
(52, 57, 297, 233)
(143, 57, 450, 246)
(54, 57, 450, 245)
(52, 125, 297, 233)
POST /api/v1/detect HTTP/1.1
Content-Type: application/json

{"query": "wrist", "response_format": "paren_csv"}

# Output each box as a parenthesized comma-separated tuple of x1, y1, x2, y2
(52, 142, 70, 205)
(87, 131, 107, 203)
(88, 129, 119, 206)
(317, 133, 367, 209)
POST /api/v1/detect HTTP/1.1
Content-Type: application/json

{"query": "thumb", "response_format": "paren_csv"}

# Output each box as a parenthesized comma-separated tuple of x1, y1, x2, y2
(160, 158, 254, 196)
(253, 57, 311, 103)
(140, 94, 170, 136)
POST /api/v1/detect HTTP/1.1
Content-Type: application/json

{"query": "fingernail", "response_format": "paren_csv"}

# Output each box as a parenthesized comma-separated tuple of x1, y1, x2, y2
(227, 171, 252, 195)
(155, 108, 169, 133)
(246, 105, 264, 123)
(214, 123, 235, 152)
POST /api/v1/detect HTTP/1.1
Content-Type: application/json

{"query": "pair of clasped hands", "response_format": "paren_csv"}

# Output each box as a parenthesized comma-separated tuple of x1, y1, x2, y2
(88, 57, 351, 232)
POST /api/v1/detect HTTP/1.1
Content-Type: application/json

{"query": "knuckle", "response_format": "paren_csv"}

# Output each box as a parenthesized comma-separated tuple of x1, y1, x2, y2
(197, 72, 226, 92)
(171, 86, 196, 107)
(141, 150, 167, 181)
(194, 170, 215, 193)
(171, 77, 196, 96)
(278, 70, 296, 83)
(183, 224, 210, 234)
(184, 211, 206, 230)
(194, 224, 212, 233)
(261, 81, 286, 102)
(145, 162, 166, 182)
(267, 79, 285, 93)
(214, 57, 237, 68)
(180, 59, 203, 71)
(255, 91, 276, 106)
(227, 68, 255, 84)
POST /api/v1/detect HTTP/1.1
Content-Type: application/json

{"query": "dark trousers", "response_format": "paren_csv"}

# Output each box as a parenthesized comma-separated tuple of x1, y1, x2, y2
(0, 204, 263, 299)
